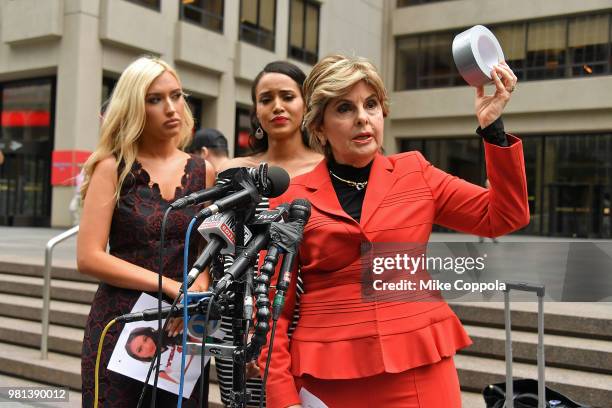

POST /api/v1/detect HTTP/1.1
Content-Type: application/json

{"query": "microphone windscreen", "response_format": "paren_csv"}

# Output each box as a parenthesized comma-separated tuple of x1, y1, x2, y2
(289, 199, 312, 223)
(266, 166, 290, 197)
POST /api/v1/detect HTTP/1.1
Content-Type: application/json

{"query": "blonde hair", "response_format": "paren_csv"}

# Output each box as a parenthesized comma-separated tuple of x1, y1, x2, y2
(81, 56, 194, 201)
(303, 54, 389, 153)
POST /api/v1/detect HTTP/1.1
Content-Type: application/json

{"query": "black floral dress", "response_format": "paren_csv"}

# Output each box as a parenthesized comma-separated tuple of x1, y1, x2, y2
(81, 155, 207, 407)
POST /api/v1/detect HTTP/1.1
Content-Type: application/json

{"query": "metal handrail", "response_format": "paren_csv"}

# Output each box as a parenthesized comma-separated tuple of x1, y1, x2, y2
(41, 225, 79, 359)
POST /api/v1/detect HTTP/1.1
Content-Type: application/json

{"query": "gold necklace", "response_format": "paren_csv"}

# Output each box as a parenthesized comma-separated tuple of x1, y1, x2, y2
(329, 170, 368, 191)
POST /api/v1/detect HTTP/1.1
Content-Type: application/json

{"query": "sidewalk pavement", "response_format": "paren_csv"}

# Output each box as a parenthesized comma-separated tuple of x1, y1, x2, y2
(0, 227, 79, 267)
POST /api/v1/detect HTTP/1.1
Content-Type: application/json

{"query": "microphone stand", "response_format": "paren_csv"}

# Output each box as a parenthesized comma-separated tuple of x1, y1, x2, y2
(230, 210, 249, 408)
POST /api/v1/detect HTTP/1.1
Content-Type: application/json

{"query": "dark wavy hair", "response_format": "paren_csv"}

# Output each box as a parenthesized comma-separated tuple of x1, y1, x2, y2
(249, 61, 310, 154)
(124, 326, 172, 362)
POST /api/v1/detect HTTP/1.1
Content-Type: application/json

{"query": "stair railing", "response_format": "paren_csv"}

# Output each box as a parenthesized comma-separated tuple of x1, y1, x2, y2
(41, 225, 79, 359)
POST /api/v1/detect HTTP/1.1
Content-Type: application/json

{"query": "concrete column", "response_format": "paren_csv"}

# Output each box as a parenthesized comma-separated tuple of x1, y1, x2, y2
(382, 0, 397, 155)
(51, 1, 103, 227)
(276, 0, 290, 57)
(210, 0, 241, 157)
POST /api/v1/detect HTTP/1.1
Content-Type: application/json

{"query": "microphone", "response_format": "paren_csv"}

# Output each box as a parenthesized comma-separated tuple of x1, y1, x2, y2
(195, 166, 290, 220)
(184, 211, 237, 288)
(211, 203, 290, 297)
(217, 165, 288, 198)
(248, 204, 290, 229)
(242, 203, 290, 319)
(198, 211, 237, 254)
(170, 164, 290, 210)
(116, 300, 203, 323)
(169, 182, 234, 210)
(256, 166, 291, 198)
(213, 233, 270, 297)
(273, 199, 311, 320)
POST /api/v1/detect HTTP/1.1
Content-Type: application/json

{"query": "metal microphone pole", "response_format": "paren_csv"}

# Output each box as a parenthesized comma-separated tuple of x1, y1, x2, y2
(230, 210, 248, 408)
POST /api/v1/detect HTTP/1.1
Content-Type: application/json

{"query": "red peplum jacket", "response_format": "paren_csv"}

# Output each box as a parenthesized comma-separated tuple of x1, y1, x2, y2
(259, 135, 530, 408)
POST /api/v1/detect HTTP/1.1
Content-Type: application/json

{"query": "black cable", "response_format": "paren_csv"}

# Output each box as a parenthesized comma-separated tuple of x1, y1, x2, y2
(136, 206, 173, 408)
(243, 316, 250, 407)
(259, 320, 278, 408)
(199, 293, 215, 405)
(150, 205, 173, 408)
(243, 263, 254, 408)
(136, 292, 183, 408)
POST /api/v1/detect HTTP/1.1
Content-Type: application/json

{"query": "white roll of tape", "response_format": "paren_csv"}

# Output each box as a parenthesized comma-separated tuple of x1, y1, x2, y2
(452, 25, 504, 87)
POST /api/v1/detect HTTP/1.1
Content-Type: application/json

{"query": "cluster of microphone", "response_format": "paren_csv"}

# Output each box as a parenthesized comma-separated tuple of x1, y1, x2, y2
(247, 199, 311, 361)
(116, 163, 311, 364)
(173, 164, 291, 289)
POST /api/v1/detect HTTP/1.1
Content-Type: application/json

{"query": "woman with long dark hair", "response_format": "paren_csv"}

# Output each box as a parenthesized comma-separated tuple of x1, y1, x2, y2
(125, 327, 181, 362)
(214, 61, 322, 407)
(223, 61, 321, 176)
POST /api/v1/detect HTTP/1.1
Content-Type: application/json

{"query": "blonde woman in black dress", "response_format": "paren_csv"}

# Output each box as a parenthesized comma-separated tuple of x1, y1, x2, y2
(78, 56, 215, 407)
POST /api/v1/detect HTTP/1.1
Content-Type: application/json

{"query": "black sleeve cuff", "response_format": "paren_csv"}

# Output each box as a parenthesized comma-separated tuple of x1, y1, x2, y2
(477, 117, 509, 147)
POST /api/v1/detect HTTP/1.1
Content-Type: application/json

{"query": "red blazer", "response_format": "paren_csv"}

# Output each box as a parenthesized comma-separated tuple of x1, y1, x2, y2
(260, 135, 530, 408)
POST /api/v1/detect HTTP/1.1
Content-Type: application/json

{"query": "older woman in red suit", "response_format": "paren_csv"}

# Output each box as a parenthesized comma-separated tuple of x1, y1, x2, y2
(259, 54, 528, 408)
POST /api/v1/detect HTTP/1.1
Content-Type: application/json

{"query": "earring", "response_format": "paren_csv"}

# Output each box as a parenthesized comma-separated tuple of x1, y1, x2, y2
(255, 127, 264, 140)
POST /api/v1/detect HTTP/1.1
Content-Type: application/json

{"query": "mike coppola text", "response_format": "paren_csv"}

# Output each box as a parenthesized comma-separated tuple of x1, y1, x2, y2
(369, 253, 506, 293)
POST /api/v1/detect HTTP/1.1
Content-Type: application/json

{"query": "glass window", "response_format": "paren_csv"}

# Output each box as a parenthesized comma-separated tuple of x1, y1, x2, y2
(290, 0, 304, 51)
(242, 0, 257, 22)
(399, 137, 483, 232)
(418, 33, 461, 88)
(493, 23, 527, 80)
(240, 0, 276, 51)
(526, 19, 567, 80)
(398, 139, 424, 154)
(234, 107, 252, 157)
(395, 12, 611, 90)
(289, 0, 320, 64)
(521, 136, 544, 235)
(124, 0, 160, 11)
(186, 95, 203, 131)
(0, 79, 54, 226)
(260, 0, 275, 32)
(399, 138, 483, 184)
(397, 133, 612, 238)
(101, 77, 117, 117)
(180, 0, 224, 33)
(568, 14, 610, 77)
(425, 138, 483, 184)
(395, 37, 419, 90)
(543, 134, 612, 238)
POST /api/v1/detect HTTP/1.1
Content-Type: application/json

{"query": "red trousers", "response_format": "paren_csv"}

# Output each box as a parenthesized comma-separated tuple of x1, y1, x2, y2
(294, 357, 462, 408)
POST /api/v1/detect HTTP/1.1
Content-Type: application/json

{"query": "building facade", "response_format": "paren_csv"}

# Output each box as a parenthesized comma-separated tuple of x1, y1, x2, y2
(3, 0, 610, 238)
(0, 0, 383, 227)
(384, 0, 612, 238)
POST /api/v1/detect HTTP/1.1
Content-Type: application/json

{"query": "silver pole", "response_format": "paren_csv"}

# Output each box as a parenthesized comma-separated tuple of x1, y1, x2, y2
(538, 294, 545, 408)
(504, 290, 513, 408)
(41, 226, 79, 359)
